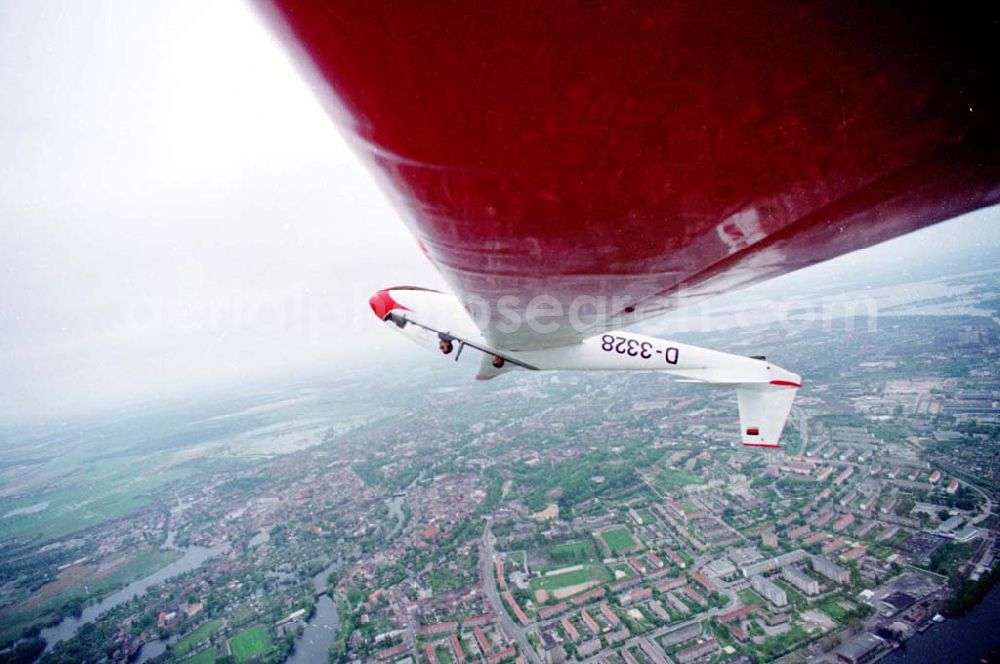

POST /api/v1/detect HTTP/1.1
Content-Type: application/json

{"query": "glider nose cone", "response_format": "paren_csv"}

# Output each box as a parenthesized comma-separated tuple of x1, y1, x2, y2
(369, 289, 405, 320)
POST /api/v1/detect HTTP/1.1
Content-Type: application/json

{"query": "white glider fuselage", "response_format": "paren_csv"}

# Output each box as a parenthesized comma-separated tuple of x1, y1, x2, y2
(369, 287, 801, 449)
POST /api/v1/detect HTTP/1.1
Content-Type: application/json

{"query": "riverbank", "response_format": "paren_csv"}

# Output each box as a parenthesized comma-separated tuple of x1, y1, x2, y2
(39, 544, 223, 653)
(880, 582, 1000, 663)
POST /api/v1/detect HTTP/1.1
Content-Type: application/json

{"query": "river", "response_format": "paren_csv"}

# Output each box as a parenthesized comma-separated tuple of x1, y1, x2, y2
(880, 582, 1000, 663)
(132, 557, 343, 663)
(133, 634, 172, 663)
(386, 496, 405, 539)
(285, 594, 339, 664)
(285, 560, 341, 664)
(280, 497, 399, 663)
(282, 490, 408, 664)
(39, 544, 223, 654)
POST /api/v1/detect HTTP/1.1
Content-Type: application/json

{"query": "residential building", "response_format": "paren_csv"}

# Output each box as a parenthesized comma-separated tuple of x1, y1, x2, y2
(750, 575, 787, 607)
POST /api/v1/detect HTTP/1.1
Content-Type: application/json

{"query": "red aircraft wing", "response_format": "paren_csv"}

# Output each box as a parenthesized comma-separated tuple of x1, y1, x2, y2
(258, 1, 1000, 349)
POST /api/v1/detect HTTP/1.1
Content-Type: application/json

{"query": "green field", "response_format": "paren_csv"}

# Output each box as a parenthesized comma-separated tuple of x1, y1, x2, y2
(187, 648, 221, 664)
(635, 509, 655, 525)
(230, 625, 270, 662)
(550, 539, 598, 564)
(0, 548, 182, 648)
(738, 588, 765, 607)
(623, 606, 656, 630)
(929, 540, 980, 580)
(174, 619, 222, 656)
(758, 624, 810, 660)
(601, 527, 639, 554)
(655, 469, 705, 488)
(0, 464, 201, 544)
(530, 564, 610, 593)
(609, 562, 637, 579)
(0, 390, 358, 546)
(436, 644, 454, 664)
(819, 598, 857, 622)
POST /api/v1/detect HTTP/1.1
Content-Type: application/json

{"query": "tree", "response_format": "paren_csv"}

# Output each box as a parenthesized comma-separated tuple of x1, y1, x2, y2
(6, 637, 45, 664)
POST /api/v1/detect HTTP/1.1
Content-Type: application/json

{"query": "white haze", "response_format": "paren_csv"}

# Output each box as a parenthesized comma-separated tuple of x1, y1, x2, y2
(1, 0, 997, 423)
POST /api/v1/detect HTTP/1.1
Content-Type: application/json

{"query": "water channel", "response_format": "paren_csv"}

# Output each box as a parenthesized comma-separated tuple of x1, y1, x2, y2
(39, 544, 223, 654)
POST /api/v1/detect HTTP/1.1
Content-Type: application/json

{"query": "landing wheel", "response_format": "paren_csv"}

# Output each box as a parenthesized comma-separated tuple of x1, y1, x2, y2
(439, 339, 453, 355)
(492, 356, 505, 368)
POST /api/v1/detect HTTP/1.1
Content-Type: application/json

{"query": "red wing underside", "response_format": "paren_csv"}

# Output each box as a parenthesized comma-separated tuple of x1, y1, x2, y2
(258, 1, 1000, 350)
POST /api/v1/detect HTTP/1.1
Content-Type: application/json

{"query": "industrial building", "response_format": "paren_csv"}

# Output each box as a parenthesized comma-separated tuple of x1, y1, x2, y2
(834, 633, 885, 664)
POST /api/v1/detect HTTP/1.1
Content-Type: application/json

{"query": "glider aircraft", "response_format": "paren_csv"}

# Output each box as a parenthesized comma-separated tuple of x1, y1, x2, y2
(258, 2, 1000, 448)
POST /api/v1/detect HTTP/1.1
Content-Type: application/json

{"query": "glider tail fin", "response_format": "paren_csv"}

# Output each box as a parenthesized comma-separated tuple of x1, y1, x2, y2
(737, 382, 798, 449)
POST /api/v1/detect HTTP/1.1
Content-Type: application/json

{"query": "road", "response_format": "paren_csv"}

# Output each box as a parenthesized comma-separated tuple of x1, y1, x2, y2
(921, 459, 993, 527)
(897, 428, 993, 527)
(480, 515, 742, 664)
(480, 519, 542, 664)
(964, 480, 993, 526)
(577, 598, 738, 664)
(792, 406, 810, 455)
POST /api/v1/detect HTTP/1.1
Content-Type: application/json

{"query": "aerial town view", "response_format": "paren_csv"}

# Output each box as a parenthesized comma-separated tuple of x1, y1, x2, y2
(1, 258, 998, 664)
(2, 4, 999, 664)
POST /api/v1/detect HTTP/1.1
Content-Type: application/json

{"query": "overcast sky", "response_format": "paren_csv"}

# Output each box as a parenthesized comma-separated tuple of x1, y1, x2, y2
(1, 1, 998, 424)
(1, 0, 446, 423)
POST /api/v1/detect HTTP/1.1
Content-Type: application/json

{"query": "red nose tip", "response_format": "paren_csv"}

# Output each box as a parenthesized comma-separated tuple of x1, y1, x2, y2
(369, 289, 407, 319)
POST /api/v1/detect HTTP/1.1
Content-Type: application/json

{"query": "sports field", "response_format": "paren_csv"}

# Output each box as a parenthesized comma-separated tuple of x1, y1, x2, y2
(601, 527, 638, 554)
(550, 539, 597, 564)
(230, 625, 269, 662)
(187, 648, 220, 664)
(530, 564, 609, 593)
(174, 619, 221, 656)
(655, 469, 704, 488)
